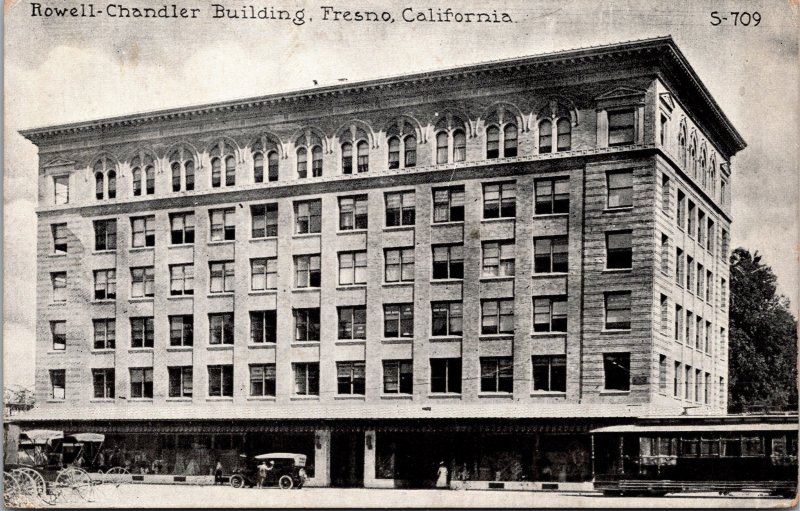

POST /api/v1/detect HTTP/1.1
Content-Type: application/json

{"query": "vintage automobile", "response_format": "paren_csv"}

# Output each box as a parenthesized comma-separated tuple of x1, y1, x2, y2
(229, 452, 307, 489)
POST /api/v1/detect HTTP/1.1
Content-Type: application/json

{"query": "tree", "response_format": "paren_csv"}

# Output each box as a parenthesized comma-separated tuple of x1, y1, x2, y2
(728, 248, 798, 412)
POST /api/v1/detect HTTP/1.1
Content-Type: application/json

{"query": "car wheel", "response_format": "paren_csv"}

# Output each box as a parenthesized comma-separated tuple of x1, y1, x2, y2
(279, 475, 294, 490)
(230, 475, 245, 489)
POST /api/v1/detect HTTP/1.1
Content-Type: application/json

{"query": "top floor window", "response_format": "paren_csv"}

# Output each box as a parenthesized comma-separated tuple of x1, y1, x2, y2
(608, 109, 635, 146)
(607, 170, 633, 208)
(486, 126, 500, 159)
(387, 120, 417, 169)
(169, 147, 195, 192)
(295, 200, 322, 234)
(485, 121, 519, 159)
(296, 132, 323, 178)
(210, 141, 236, 188)
(434, 114, 468, 164)
(131, 153, 156, 196)
(53, 175, 69, 205)
(535, 178, 570, 215)
(538, 101, 572, 153)
(93, 157, 116, 200)
(251, 136, 280, 183)
(483, 182, 516, 219)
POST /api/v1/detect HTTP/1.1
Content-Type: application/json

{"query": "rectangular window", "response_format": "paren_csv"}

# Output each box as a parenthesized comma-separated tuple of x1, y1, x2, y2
(696, 316, 703, 349)
(168, 366, 193, 398)
(481, 299, 514, 335)
(92, 368, 115, 399)
(697, 264, 704, 298)
(338, 251, 368, 286)
(534, 236, 568, 273)
(339, 196, 368, 230)
(483, 182, 516, 219)
(605, 292, 632, 330)
(295, 200, 322, 234)
(131, 216, 155, 247)
(603, 352, 631, 391)
(93, 219, 117, 251)
(432, 244, 464, 280)
(659, 355, 668, 393)
(293, 363, 320, 396)
(721, 229, 730, 258)
(129, 367, 153, 399)
(250, 310, 277, 344)
(705, 320, 712, 353)
(606, 231, 633, 269)
(51, 272, 66, 302)
(337, 361, 366, 395)
(385, 191, 415, 227)
(130, 317, 154, 348)
(249, 364, 276, 397)
(707, 220, 715, 254)
(51, 223, 69, 254)
(687, 200, 697, 237)
(660, 234, 670, 274)
(675, 305, 683, 342)
(687, 256, 695, 292)
(169, 264, 194, 296)
(432, 186, 465, 223)
(719, 377, 725, 409)
(294, 308, 320, 342)
(704, 372, 711, 404)
(686, 311, 693, 347)
(674, 362, 681, 397)
(384, 304, 414, 338)
(50, 369, 66, 399)
(169, 315, 193, 346)
(208, 365, 233, 397)
(607, 170, 633, 208)
(480, 357, 513, 393)
(430, 358, 461, 394)
(608, 109, 635, 146)
(209, 261, 235, 294)
(251, 204, 278, 238)
(131, 266, 155, 298)
(384, 248, 415, 283)
(209, 313, 234, 345)
(50, 320, 66, 350)
(677, 190, 686, 229)
(251, 258, 277, 291)
(535, 178, 570, 215)
(210, 208, 236, 241)
(431, 301, 463, 337)
(383, 360, 413, 394)
(720, 278, 727, 308)
(94, 269, 116, 300)
(685, 366, 692, 399)
(533, 297, 567, 332)
(721, 180, 728, 207)
(660, 295, 669, 331)
(338, 306, 366, 340)
(295, 254, 321, 288)
(53, 175, 69, 204)
(93, 319, 115, 350)
(698, 210, 706, 246)
(661, 174, 670, 215)
(676, 248, 685, 286)
(482, 241, 515, 277)
(169, 212, 195, 245)
(532, 355, 566, 392)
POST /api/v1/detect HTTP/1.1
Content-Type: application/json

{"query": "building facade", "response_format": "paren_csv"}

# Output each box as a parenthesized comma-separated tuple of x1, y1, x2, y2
(19, 37, 745, 487)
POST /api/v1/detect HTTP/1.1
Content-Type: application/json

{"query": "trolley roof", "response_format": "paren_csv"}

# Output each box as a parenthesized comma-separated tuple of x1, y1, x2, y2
(591, 423, 798, 434)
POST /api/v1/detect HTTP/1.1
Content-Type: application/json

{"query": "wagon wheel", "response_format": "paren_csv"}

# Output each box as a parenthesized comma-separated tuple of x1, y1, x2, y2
(56, 466, 95, 503)
(4, 472, 26, 508)
(103, 466, 130, 488)
(278, 475, 294, 489)
(13, 467, 54, 505)
(11, 469, 38, 502)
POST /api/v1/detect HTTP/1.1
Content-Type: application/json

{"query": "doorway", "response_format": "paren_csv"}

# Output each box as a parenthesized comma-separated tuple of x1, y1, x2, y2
(330, 431, 364, 487)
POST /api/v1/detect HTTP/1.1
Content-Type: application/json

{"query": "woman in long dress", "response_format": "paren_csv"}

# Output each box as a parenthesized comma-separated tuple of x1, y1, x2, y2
(435, 461, 448, 488)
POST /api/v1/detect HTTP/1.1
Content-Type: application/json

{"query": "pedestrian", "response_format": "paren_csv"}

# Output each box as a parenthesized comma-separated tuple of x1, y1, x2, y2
(436, 461, 448, 488)
(214, 460, 224, 485)
(257, 460, 268, 488)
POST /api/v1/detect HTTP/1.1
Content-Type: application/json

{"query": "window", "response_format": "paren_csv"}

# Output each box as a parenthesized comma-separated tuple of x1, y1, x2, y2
(92, 368, 115, 399)
(53, 175, 69, 204)
(603, 353, 630, 391)
(250, 310, 277, 344)
(676, 248, 685, 286)
(482, 241, 515, 277)
(675, 305, 683, 342)
(51, 272, 66, 302)
(383, 360, 412, 394)
(52, 224, 68, 254)
(168, 366, 193, 398)
(452, 130, 466, 162)
(431, 302, 463, 336)
(169, 147, 195, 191)
(607, 171, 633, 208)
(295, 254, 321, 288)
(532, 355, 567, 392)
(687, 201, 696, 237)
(486, 126, 500, 159)
(251, 204, 278, 238)
(131, 267, 154, 298)
(721, 229, 729, 258)
(659, 355, 668, 393)
(674, 362, 681, 397)
(384, 304, 413, 338)
(249, 364, 276, 397)
(251, 258, 277, 291)
(169, 264, 194, 296)
(388, 137, 401, 169)
(720, 278, 727, 308)
(504, 124, 518, 157)
(697, 211, 706, 246)
(339, 251, 368, 285)
(605, 292, 632, 330)
(481, 299, 514, 335)
(294, 308, 320, 342)
(432, 245, 463, 280)
(661, 174, 671, 215)
(341, 142, 353, 174)
(686, 311, 693, 347)
(131, 155, 156, 196)
(404, 136, 417, 168)
(130, 317, 154, 348)
(295, 200, 322, 234)
(685, 366, 692, 399)
(293, 363, 319, 396)
(483, 182, 516, 219)
(704, 372, 711, 404)
(356, 141, 369, 173)
(696, 316, 703, 349)
(169, 212, 195, 245)
(707, 220, 715, 254)
(535, 178, 569, 215)
(211, 150, 236, 188)
(706, 271, 713, 302)
(534, 237, 568, 273)
(677, 190, 686, 229)
(131, 216, 155, 248)
(660, 234, 670, 274)
(169, 315, 193, 346)
(209, 261, 234, 294)
(533, 297, 567, 332)
(697, 264, 704, 297)
(208, 365, 233, 397)
(94, 269, 116, 300)
(608, 109, 635, 146)
(338, 306, 366, 340)
(50, 370, 66, 399)
(660, 114, 668, 146)
(430, 358, 461, 394)
(660, 295, 669, 331)
(337, 361, 366, 395)
(720, 180, 728, 207)
(297, 147, 308, 178)
(554, 118, 571, 151)
(339, 196, 368, 230)
(253, 152, 264, 183)
(93, 319, 115, 350)
(538, 120, 552, 153)
(267, 152, 279, 182)
(686, 256, 695, 291)
(210, 208, 235, 241)
(432, 186, 465, 223)
(312, 146, 323, 177)
(129, 367, 153, 398)
(94, 219, 117, 251)
(385, 248, 414, 283)
(480, 357, 513, 393)
(385, 191, 416, 227)
(606, 231, 632, 269)
(209, 313, 234, 345)
(51, 321, 66, 350)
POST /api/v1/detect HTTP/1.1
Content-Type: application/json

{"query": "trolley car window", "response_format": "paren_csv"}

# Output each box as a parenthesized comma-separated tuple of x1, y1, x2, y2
(681, 438, 700, 457)
(722, 437, 741, 457)
(700, 437, 721, 456)
(742, 437, 764, 457)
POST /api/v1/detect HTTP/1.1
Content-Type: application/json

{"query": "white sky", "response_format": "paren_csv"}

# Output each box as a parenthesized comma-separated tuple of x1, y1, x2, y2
(4, 0, 798, 389)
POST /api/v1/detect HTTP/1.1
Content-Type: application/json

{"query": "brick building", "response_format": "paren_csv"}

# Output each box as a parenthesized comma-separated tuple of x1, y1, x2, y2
(17, 36, 745, 487)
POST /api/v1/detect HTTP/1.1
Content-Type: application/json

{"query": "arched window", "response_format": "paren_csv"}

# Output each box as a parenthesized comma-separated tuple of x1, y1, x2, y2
(504, 125, 518, 157)
(557, 118, 571, 151)
(145, 165, 155, 195)
(453, 130, 466, 162)
(404, 136, 417, 168)
(171, 162, 181, 191)
(339, 126, 368, 174)
(678, 123, 687, 168)
(486, 126, 500, 159)
(211, 158, 222, 187)
(357, 141, 369, 173)
(386, 119, 418, 170)
(210, 141, 236, 188)
(252, 136, 280, 183)
(95, 172, 104, 200)
(699, 148, 708, 187)
(225, 156, 235, 186)
(689, 139, 697, 179)
(170, 146, 196, 192)
(297, 147, 308, 178)
(485, 108, 519, 158)
(253, 152, 264, 183)
(296, 132, 323, 178)
(132, 168, 143, 196)
(709, 156, 717, 196)
(312, 146, 323, 177)
(538, 101, 572, 154)
(93, 157, 116, 200)
(107, 171, 116, 199)
(538, 120, 552, 154)
(388, 137, 401, 169)
(341, 143, 353, 174)
(434, 114, 468, 164)
(436, 132, 448, 164)
(267, 151, 279, 182)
